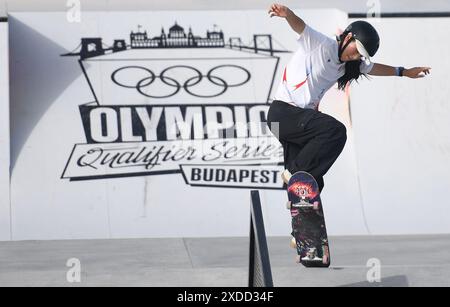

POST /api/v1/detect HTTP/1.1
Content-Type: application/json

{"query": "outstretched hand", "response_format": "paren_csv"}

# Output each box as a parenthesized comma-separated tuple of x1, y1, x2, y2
(268, 3, 289, 18)
(404, 67, 431, 78)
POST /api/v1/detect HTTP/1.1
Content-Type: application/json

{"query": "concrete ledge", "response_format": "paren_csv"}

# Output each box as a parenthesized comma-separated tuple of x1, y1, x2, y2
(1, 0, 450, 16)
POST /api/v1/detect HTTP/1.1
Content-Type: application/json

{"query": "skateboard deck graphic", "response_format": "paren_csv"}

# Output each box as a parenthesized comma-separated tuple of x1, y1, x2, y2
(287, 171, 330, 268)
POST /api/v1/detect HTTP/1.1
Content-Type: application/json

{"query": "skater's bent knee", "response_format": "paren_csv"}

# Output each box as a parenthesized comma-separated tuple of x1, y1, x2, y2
(335, 121, 346, 134)
(335, 122, 347, 142)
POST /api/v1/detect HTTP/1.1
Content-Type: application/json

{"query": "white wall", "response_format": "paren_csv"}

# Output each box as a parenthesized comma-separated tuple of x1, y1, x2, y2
(6, 9, 372, 240)
(349, 17, 450, 234)
(0, 21, 10, 241)
(4, 9, 450, 241)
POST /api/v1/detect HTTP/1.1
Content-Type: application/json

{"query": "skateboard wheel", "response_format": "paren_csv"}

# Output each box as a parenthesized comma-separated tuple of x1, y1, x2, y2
(286, 201, 292, 210)
(290, 237, 297, 249)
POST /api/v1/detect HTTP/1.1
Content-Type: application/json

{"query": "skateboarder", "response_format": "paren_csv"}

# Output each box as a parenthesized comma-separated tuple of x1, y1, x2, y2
(266, 3, 431, 192)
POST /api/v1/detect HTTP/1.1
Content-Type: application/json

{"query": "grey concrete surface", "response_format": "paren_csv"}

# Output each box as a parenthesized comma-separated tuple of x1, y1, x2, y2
(1, 235, 449, 287)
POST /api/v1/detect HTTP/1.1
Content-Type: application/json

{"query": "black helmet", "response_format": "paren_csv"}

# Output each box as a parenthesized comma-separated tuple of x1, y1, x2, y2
(345, 20, 380, 59)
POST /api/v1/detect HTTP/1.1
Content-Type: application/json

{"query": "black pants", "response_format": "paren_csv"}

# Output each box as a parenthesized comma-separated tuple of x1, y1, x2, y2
(267, 100, 347, 192)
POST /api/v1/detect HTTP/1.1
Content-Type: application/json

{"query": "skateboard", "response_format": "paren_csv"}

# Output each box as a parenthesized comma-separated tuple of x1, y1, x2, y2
(286, 171, 330, 268)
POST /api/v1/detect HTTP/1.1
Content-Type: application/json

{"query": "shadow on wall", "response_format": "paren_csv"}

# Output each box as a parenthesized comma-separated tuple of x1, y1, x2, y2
(9, 16, 82, 171)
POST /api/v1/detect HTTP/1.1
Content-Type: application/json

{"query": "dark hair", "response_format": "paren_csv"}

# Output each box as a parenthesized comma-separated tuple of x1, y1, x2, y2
(336, 32, 370, 91)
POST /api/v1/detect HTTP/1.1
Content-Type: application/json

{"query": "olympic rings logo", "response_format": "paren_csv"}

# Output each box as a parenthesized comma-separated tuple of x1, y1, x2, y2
(111, 65, 251, 98)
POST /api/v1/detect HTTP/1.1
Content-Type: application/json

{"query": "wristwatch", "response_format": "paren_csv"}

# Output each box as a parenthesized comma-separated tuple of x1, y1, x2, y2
(398, 66, 405, 77)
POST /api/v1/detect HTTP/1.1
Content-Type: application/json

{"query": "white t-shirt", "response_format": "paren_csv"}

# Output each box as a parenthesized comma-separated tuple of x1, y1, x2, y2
(274, 24, 374, 110)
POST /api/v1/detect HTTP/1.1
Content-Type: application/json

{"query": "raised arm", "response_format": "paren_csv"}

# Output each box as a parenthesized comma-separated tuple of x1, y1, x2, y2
(268, 3, 306, 35)
(369, 63, 431, 78)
